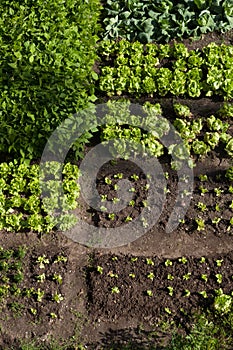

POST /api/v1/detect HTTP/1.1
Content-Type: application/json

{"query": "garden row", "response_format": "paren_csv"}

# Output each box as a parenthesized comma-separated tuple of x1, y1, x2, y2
(0, 244, 68, 321)
(97, 41, 233, 98)
(1, 101, 233, 234)
(87, 252, 233, 322)
(101, 0, 233, 43)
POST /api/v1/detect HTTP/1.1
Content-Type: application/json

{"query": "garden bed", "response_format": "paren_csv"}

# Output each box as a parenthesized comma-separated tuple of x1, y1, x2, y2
(1, 2, 233, 348)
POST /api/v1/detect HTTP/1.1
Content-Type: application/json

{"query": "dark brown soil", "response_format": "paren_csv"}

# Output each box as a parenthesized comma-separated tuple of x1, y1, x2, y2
(84, 251, 233, 347)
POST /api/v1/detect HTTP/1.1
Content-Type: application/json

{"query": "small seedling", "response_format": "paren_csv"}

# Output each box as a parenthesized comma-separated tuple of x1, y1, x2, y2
(97, 265, 103, 274)
(146, 258, 154, 266)
(216, 274, 223, 284)
(129, 187, 136, 192)
(129, 273, 135, 278)
(104, 177, 112, 185)
(112, 197, 120, 204)
(101, 194, 107, 202)
(52, 292, 64, 303)
(183, 272, 191, 280)
(113, 184, 119, 190)
(30, 308, 37, 315)
(130, 257, 138, 262)
(199, 291, 208, 298)
(195, 218, 205, 231)
(216, 259, 223, 267)
(131, 174, 139, 181)
(199, 186, 208, 196)
(142, 200, 149, 208)
(35, 288, 44, 302)
(146, 290, 153, 297)
(199, 257, 206, 264)
(36, 273, 46, 283)
(54, 255, 67, 263)
(52, 273, 63, 285)
(178, 256, 187, 264)
(112, 256, 118, 261)
(147, 272, 155, 280)
(167, 274, 174, 281)
(141, 217, 148, 228)
(167, 286, 174, 296)
(111, 286, 120, 294)
(165, 259, 172, 267)
(196, 202, 207, 212)
(114, 173, 123, 179)
(129, 199, 135, 207)
(183, 289, 191, 297)
(125, 216, 132, 222)
(201, 274, 208, 282)
(199, 174, 208, 182)
(100, 205, 107, 212)
(108, 213, 115, 220)
(214, 188, 224, 197)
(108, 272, 118, 278)
(36, 255, 49, 269)
(164, 307, 172, 314)
(212, 217, 221, 225)
(50, 312, 57, 319)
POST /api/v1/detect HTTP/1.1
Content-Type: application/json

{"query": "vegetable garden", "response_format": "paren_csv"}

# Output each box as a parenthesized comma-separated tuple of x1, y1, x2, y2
(1, 0, 233, 348)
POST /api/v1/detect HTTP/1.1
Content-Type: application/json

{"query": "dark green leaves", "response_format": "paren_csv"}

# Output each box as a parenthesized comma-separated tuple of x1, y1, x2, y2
(100, 0, 233, 43)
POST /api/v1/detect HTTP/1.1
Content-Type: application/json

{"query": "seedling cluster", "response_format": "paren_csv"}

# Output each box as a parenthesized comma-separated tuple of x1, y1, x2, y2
(0, 245, 68, 320)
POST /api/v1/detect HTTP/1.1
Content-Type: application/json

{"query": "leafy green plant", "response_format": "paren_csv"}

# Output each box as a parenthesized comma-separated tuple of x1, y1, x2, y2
(167, 274, 174, 281)
(165, 259, 172, 267)
(52, 274, 63, 285)
(226, 166, 233, 181)
(196, 202, 207, 212)
(36, 273, 46, 283)
(215, 274, 223, 284)
(183, 272, 192, 281)
(146, 290, 153, 297)
(147, 272, 155, 281)
(100, 0, 233, 43)
(146, 258, 154, 266)
(178, 257, 187, 264)
(111, 286, 120, 294)
(195, 218, 205, 231)
(199, 290, 208, 298)
(35, 288, 44, 302)
(52, 292, 64, 303)
(167, 286, 174, 296)
(97, 266, 103, 274)
(213, 292, 232, 315)
(183, 289, 191, 297)
(36, 255, 49, 269)
(0, 0, 101, 160)
(201, 274, 208, 282)
(216, 259, 223, 267)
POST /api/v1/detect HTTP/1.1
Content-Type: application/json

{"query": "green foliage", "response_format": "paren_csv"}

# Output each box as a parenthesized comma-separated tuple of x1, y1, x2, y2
(0, 0, 101, 161)
(100, 100, 165, 159)
(100, 0, 233, 43)
(98, 41, 233, 99)
(226, 166, 233, 181)
(0, 160, 80, 233)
